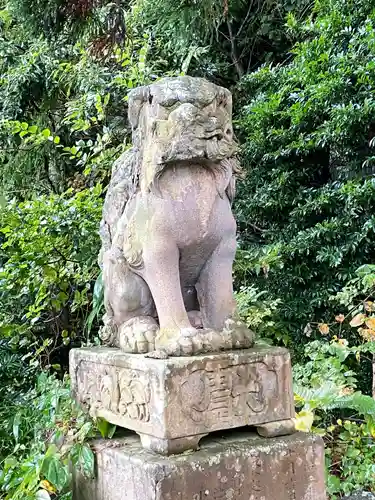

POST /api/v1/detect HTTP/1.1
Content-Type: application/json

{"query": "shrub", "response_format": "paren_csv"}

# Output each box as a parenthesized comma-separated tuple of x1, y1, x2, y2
(235, 0, 375, 343)
(0, 372, 96, 499)
(0, 186, 103, 371)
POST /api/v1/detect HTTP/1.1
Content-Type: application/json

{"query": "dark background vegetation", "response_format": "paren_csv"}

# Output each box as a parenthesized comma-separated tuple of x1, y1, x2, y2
(2, 0, 375, 497)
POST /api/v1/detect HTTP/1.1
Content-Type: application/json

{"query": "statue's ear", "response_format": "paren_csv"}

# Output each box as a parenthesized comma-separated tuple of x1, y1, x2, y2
(128, 86, 149, 129)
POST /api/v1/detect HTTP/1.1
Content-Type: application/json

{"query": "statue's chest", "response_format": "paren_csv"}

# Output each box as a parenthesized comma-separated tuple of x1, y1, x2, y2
(126, 164, 233, 249)
(158, 165, 217, 203)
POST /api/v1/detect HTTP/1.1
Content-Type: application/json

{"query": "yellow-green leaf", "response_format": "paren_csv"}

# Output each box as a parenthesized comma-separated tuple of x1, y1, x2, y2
(294, 410, 314, 432)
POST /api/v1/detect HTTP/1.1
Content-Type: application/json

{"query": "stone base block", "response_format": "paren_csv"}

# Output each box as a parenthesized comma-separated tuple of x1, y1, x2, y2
(73, 431, 327, 500)
(70, 346, 295, 454)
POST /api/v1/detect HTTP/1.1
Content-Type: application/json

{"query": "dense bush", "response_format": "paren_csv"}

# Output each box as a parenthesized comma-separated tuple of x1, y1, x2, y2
(0, 186, 103, 370)
(0, 0, 169, 197)
(235, 0, 375, 344)
(0, 372, 96, 499)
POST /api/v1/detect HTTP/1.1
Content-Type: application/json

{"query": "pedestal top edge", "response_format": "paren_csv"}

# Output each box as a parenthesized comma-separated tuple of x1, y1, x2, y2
(70, 344, 290, 368)
(89, 431, 321, 463)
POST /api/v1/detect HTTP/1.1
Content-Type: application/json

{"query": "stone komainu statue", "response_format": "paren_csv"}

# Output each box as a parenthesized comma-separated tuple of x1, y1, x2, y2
(99, 76, 254, 356)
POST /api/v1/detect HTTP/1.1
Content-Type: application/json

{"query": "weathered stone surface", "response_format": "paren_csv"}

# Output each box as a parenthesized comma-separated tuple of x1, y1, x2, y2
(256, 418, 296, 438)
(73, 431, 326, 500)
(70, 346, 295, 453)
(98, 75, 254, 356)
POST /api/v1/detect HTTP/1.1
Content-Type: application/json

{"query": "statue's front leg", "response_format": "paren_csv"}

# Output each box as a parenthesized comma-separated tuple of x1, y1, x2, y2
(142, 241, 198, 355)
(196, 236, 255, 349)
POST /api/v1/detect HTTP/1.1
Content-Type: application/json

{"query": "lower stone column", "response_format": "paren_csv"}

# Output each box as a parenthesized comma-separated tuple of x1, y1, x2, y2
(73, 431, 327, 500)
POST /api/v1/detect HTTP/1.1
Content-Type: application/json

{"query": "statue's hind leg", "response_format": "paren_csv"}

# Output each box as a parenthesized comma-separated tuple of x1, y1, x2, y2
(100, 248, 159, 353)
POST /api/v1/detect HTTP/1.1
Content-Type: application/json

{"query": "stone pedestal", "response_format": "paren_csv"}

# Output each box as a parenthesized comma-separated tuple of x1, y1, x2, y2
(73, 431, 327, 500)
(70, 346, 295, 454)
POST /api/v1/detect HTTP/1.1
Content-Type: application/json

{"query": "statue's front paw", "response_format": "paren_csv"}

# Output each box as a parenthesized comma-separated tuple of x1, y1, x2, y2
(154, 327, 230, 356)
(119, 316, 159, 353)
(155, 327, 196, 356)
(224, 318, 255, 348)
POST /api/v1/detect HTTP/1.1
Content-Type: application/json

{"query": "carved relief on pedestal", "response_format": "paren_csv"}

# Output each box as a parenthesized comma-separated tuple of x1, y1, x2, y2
(232, 362, 277, 416)
(179, 361, 278, 426)
(76, 363, 98, 408)
(74, 362, 151, 423)
(179, 370, 210, 422)
(118, 369, 151, 422)
(99, 371, 119, 412)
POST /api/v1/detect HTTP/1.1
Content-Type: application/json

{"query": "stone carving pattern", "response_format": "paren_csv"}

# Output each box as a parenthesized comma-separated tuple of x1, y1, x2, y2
(76, 362, 151, 422)
(99, 75, 254, 357)
(179, 361, 278, 425)
(118, 369, 151, 422)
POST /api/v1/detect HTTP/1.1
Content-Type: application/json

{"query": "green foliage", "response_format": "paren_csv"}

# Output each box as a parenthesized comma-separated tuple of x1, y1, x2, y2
(135, 0, 312, 83)
(234, 285, 288, 344)
(0, 0, 168, 197)
(0, 2, 178, 497)
(3, 0, 375, 497)
(235, 0, 375, 344)
(0, 372, 95, 499)
(293, 337, 375, 497)
(0, 186, 103, 368)
(0, 344, 35, 455)
(326, 419, 375, 498)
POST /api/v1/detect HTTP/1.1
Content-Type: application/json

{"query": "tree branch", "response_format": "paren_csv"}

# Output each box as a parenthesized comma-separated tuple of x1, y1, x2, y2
(226, 20, 244, 79)
(236, 0, 255, 39)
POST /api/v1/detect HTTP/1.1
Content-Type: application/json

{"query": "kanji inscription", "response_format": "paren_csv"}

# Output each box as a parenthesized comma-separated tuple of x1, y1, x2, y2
(179, 361, 278, 426)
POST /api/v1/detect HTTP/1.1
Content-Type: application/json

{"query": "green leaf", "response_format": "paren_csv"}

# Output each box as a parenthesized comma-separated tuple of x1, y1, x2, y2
(42, 456, 69, 491)
(53, 136, 60, 144)
(96, 417, 116, 438)
(13, 412, 21, 442)
(93, 272, 104, 308)
(70, 443, 95, 478)
(41, 128, 51, 138)
(75, 421, 93, 442)
(4, 456, 17, 470)
(45, 444, 58, 458)
(43, 266, 57, 280)
(326, 474, 341, 493)
(86, 272, 104, 334)
(104, 93, 110, 106)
